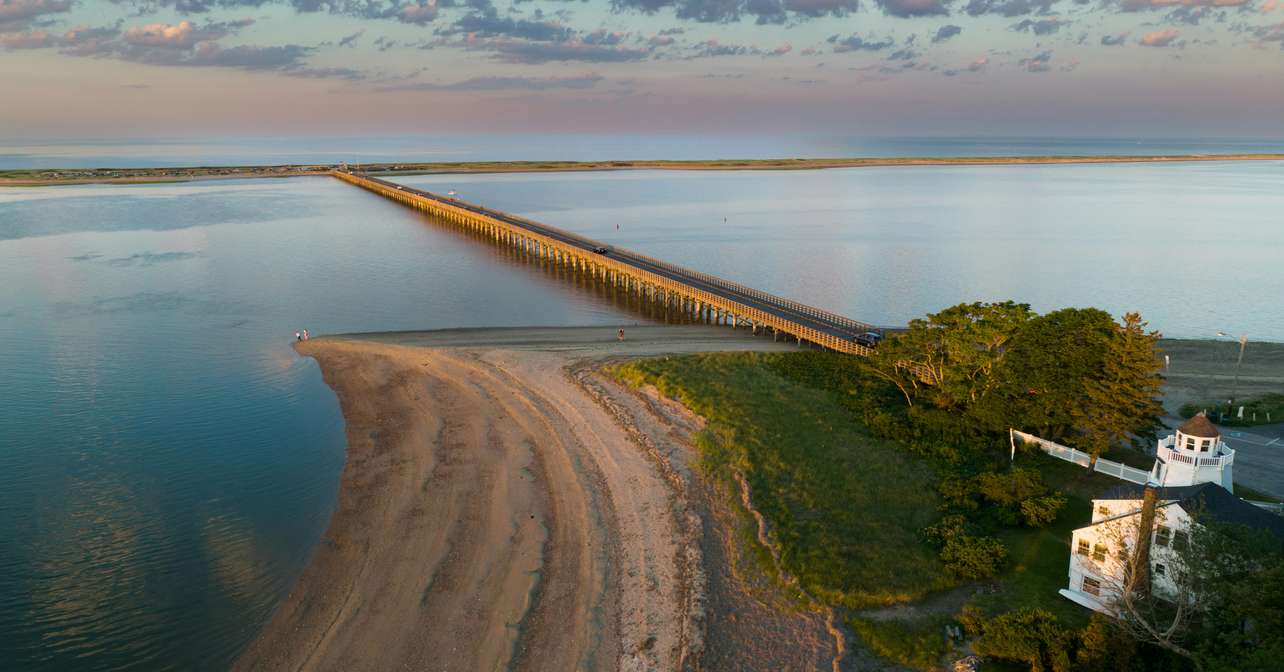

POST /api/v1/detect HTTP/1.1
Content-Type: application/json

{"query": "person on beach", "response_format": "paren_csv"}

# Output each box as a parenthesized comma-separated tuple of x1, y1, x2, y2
(295, 331, 302, 342)
(618, 328, 625, 341)
(302, 329, 310, 341)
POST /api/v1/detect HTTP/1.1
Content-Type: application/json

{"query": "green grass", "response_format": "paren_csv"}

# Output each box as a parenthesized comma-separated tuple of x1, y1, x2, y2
(1180, 393, 1284, 427)
(847, 614, 955, 670)
(612, 352, 953, 609)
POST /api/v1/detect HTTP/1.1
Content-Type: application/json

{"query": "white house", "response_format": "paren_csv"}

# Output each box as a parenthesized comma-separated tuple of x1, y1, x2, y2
(1060, 416, 1284, 614)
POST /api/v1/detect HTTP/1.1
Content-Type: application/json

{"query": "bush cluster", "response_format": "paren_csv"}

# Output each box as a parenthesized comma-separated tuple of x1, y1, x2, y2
(921, 515, 1008, 580)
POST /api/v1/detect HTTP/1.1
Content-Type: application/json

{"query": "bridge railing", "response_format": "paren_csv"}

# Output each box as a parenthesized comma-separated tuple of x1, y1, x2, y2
(351, 172, 878, 337)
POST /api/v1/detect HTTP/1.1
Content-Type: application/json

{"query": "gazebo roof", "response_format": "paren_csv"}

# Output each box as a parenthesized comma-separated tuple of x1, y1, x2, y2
(1178, 414, 1221, 439)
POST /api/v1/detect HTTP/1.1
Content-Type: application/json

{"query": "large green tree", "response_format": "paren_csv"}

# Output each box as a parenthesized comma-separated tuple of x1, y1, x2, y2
(1073, 312, 1166, 455)
(866, 301, 1032, 410)
(973, 307, 1116, 441)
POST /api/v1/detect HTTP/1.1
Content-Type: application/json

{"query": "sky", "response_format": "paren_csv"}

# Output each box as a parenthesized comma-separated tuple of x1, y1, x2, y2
(2, 0, 1284, 139)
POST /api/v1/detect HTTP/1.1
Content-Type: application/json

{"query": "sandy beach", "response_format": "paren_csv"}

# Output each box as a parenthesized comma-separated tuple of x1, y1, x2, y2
(236, 326, 853, 672)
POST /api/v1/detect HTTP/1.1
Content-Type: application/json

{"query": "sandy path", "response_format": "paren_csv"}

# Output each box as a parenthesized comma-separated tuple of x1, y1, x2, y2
(237, 326, 804, 672)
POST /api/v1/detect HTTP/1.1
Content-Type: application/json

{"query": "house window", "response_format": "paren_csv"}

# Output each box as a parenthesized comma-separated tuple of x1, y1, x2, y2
(1155, 526, 1171, 547)
(1082, 576, 1102, 596)
(1200, 440, 1210, 453)
(1097, 505, 1110, 516)
(1184, 436, 1196, 450)
(1093, 544, 1108, 562)
(1173, 530, 1189, 551)
(1077, 539, 1090, 556)
(1155, 563, 1167, 577)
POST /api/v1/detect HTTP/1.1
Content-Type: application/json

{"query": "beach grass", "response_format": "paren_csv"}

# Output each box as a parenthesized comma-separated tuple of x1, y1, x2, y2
(611, 352, 952, 610)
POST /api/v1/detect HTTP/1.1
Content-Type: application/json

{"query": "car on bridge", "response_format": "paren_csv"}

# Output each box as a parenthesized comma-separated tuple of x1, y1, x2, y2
(592, 246, 610, 254)
(855, 331, 883, 348)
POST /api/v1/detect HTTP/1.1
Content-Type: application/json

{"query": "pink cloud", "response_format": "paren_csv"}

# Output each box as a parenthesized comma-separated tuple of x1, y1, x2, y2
(0, 29, 54, 49)
(772, 43, 793, 55)
(398, 1, 437, 24)
(1265, 0, 1281, 11)
(124, 21, 199, 49)
(1140, 28, 1180, 46)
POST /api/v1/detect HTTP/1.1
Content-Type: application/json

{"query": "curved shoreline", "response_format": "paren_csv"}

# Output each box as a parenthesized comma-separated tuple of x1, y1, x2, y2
(236, 326, 798, 671)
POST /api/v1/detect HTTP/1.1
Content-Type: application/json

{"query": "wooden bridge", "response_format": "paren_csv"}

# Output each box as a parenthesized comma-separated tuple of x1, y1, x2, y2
(332, 170, 880, 355)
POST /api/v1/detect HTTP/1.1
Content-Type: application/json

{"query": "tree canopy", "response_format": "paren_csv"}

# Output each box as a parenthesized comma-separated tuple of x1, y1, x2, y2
(866, 302, 1165, 457)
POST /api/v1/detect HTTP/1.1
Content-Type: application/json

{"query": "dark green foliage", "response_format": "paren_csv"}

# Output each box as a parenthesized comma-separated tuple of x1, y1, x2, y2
(1073, 312, 1166, 454)
(1019, 494, 1068, 527)
(976, 467, 1048, 507)
(940, 467, 1066, 528)
(939, 534, 1008, 580)
(1075, 616, 1145, 672)
(972, 307, 1115, 439)
(974, 608, 1074, 672)
(867, 303, 1166, 459)
(866, 301, 1033, 413)
(921, 514, 1008, 579)
(1197, 559, 1284, 672)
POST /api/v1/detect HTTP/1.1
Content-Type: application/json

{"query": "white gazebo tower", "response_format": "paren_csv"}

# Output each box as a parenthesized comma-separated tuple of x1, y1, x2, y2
(1150, 414, 1235, 491)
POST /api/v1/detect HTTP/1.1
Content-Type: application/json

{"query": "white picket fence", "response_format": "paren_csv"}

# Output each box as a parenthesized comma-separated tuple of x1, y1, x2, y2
(1010, 429, 1152, 485)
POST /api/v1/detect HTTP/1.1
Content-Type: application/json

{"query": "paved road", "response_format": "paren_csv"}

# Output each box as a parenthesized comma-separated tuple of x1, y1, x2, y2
(1221, 423, 1284, 500)
(362, 174, 878, 345)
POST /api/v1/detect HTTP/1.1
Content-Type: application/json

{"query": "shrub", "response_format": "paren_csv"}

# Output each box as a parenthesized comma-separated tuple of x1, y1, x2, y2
(1020, 493, 1067, 527)
(937, 476, 978, 510)
(976, 467, 1046, 507)
(940, 534, 1008, 580)
(921, 514, 969, 546)
(974, 608, 1074, 672)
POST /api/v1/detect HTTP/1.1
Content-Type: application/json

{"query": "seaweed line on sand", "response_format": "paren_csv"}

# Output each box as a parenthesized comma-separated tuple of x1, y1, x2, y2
(572, 365, 709, 672)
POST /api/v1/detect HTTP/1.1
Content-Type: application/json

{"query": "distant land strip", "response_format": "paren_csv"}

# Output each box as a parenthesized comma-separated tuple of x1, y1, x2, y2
(4, 154, 1284, 186)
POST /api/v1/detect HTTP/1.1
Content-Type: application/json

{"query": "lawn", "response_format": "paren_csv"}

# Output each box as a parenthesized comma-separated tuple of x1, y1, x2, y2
(612, 352, 953, 609)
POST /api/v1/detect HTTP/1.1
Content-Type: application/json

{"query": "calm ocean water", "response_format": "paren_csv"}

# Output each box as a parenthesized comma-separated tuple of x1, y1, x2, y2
(391, 161, 1284, 342)
(2, 159, 1282, 669)
(0, 177, 646, 670)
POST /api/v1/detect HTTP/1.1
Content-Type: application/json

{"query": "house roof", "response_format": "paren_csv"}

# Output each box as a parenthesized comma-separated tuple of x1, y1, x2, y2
(1178, 414, 1221, 438)
(1101, 483, 1284, 542)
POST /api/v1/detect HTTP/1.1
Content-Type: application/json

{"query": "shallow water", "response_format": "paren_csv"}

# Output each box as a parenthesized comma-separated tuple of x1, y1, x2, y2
(3, 161, 1282, 670)
(0, 177, 646, 670)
